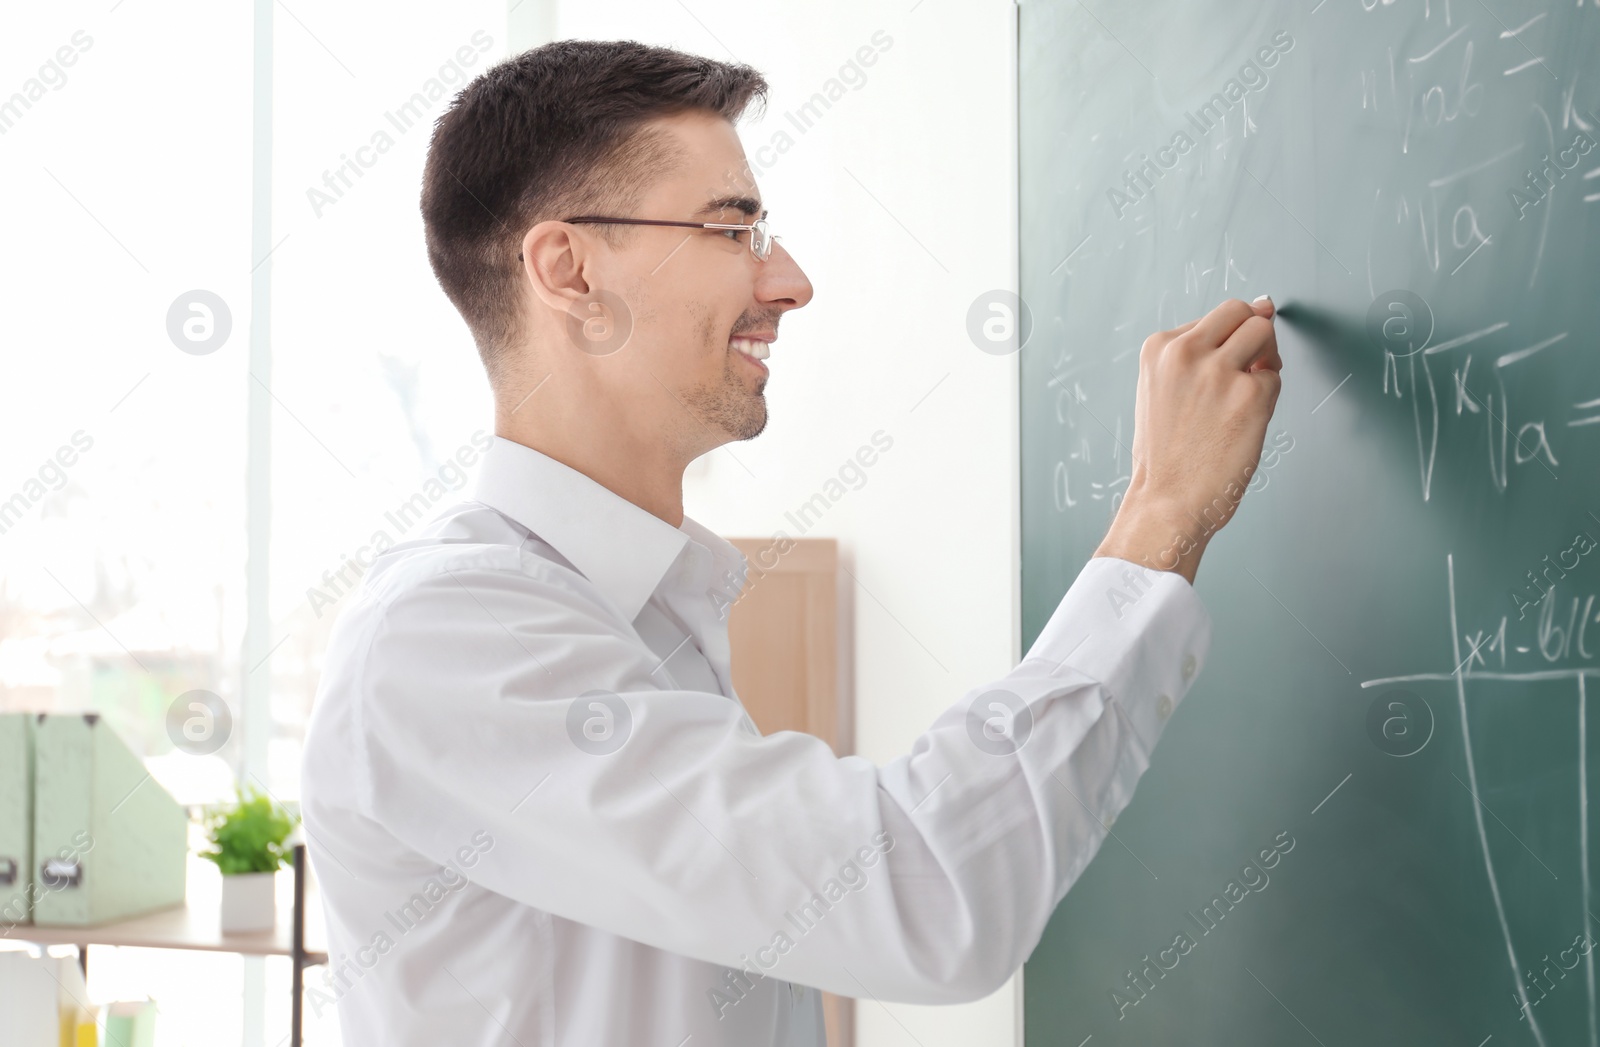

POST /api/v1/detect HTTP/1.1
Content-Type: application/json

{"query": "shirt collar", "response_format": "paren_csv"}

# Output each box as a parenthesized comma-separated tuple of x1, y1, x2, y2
(471, 436, 745, 623)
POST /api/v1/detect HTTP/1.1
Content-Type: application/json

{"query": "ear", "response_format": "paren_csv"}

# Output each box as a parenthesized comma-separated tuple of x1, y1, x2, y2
(520, 220, 592, 315)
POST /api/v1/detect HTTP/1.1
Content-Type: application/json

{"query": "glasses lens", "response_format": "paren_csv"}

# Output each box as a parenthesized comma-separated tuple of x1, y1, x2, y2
(751, 220, 772, 261)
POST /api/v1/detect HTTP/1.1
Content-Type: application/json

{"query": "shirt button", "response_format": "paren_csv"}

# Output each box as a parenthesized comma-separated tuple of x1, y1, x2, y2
(1181, 654, 1197, 681)
(1156, 694, 1174, 721)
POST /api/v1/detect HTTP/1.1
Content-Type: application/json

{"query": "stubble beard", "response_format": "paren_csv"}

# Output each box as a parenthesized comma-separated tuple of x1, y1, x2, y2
(683, 351, 767, 442)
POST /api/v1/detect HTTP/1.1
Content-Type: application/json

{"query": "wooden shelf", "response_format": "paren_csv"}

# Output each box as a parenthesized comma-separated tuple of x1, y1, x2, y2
(1, 845, 324, 1047)
(1, 850, 324, 961)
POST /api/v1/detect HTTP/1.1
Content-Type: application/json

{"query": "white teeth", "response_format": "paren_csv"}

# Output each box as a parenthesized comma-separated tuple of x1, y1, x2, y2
(730, 336, 770, 361)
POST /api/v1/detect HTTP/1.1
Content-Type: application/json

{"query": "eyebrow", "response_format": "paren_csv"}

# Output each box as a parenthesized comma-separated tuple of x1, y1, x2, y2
(696, 195, 763, 218)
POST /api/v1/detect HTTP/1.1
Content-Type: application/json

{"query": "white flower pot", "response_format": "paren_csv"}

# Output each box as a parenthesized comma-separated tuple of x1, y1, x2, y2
(220, 871, 277, 933)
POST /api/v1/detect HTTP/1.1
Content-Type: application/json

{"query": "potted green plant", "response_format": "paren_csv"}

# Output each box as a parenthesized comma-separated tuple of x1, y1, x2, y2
(199, 786, 296, 933)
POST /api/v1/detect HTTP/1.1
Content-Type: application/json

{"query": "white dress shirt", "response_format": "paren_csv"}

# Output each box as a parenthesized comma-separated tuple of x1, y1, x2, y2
(301, 435, 1211, 1047)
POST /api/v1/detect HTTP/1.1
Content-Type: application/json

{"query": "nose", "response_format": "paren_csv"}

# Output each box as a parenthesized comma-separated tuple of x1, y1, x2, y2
(756, 239, 814, 313)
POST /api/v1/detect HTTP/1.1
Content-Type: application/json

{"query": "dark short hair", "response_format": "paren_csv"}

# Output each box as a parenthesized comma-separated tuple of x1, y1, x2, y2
(421, 40, 768, 387)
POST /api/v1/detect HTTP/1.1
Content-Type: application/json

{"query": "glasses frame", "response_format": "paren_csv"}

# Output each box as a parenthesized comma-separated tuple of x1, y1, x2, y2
(562, 209, 777, 261)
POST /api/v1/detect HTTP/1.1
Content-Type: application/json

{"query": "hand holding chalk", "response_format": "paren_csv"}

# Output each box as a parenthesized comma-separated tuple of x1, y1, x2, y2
(1094, 296, 1283, 583)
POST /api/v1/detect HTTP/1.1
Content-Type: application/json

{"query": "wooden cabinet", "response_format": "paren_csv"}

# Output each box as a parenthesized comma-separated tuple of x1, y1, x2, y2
(725, 537, 853, 1047)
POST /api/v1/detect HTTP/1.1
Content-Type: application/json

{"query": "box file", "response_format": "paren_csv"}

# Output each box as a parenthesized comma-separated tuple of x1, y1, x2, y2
(31, 713, 186, 927)
(0, 713, 34, 928)
(104, 999, 157, 1047)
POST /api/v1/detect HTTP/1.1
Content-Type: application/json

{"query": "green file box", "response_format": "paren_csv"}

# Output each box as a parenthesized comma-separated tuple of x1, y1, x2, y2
(0, 712, 33, 926)
(31, 712, 187, 926)
(105, 999, 159, 1047)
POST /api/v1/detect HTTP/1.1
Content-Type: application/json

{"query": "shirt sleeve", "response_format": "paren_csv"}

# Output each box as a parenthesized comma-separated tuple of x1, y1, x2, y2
(345, 551, 1211, 1005)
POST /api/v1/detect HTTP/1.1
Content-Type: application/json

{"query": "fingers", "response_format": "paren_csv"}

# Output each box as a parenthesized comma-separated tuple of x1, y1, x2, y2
(1185, 298, 1259, 351)
(1158, 297, 1282, 373)
(1219, 313, 1281, 372)
(1247, 296, 1280, 371)
(1157, 295, 1270, 344)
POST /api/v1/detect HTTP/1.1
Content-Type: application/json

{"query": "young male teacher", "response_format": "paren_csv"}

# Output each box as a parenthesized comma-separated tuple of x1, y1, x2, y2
(301, 39, 1283, 1047)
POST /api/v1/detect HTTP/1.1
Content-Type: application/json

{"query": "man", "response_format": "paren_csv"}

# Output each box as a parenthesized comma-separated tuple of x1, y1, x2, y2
(301, 39, 1282, 1047)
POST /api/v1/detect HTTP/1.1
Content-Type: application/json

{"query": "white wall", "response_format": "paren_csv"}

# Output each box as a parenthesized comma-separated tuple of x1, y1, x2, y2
(544, 3, 1022, 1045)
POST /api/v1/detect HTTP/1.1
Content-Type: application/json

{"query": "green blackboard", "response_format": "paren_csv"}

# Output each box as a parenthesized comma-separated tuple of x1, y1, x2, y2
(1019, 2, 1600, 1044)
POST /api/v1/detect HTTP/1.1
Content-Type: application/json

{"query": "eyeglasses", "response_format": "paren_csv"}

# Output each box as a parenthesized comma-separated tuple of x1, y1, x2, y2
(563, 209, 778, 261)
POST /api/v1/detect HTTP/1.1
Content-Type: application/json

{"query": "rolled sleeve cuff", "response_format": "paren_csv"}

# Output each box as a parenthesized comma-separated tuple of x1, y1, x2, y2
(1022, 556, 1213, 753)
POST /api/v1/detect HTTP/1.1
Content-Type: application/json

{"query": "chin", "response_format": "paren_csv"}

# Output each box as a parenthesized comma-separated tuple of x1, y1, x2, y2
(734, 422, 768, 441)
(732, 398, 768, 441)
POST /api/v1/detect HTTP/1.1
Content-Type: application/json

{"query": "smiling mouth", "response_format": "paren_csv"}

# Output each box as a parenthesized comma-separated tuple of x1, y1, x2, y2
(729, 335, 771, 363)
